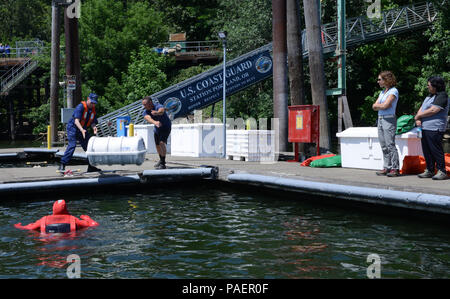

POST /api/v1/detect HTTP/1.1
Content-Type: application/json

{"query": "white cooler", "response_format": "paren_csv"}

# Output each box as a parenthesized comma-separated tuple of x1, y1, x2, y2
(171, 123, 224, 158)
(336, 127, 423, 170)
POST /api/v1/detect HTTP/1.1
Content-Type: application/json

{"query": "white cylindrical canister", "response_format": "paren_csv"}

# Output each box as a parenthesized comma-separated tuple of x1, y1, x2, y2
(86, 136, 147, 165)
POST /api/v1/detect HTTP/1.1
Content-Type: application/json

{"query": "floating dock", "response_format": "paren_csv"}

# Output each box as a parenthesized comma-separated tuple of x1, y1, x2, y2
(0, 147, 449, 216)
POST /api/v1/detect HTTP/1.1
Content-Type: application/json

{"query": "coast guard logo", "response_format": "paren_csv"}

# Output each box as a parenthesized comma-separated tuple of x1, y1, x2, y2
(255, 56, 272, 74)
(164, 97, 182, 117)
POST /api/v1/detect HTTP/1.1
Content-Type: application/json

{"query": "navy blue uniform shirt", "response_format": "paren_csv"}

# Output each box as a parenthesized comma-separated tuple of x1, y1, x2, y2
(142, 103, 171, 131)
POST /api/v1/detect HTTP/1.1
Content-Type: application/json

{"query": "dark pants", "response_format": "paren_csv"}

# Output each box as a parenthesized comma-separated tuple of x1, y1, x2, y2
(154, 127, 171, 144)
(61, 124, 91, 165)
(421, 129, 445, 173)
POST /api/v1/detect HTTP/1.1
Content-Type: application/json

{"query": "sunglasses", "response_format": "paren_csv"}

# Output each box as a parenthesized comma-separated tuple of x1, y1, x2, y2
(377, 78, 382, 82)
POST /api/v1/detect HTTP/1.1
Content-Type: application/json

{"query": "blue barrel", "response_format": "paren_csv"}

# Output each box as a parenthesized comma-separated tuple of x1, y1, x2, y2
(116, 116, 131, 137)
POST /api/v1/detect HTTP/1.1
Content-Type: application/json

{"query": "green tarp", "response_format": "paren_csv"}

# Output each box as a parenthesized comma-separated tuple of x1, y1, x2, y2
(309, 155, 342, 168)
(396, 115, 415, 135)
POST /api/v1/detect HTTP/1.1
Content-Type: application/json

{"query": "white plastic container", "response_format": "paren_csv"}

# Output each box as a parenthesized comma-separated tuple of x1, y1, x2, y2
(130, 124, 171, 154)
(86, 136, 147, 165)
(226, 130, 276, 162)
(336, 127, 423, 170)
(171, 123, 224, 157)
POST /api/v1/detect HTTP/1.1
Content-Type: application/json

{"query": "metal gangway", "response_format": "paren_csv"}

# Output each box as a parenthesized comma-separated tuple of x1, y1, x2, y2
(96, 0, 444, 137)
(0, 40, 44, 96)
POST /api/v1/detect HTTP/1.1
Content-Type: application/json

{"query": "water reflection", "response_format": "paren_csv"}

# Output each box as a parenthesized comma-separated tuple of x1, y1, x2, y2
(23, 229, 89, 270)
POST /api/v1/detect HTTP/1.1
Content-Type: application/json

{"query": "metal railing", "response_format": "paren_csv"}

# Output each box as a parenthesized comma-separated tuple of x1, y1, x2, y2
(0, 58, 39, 95)
(155, 40, 221, 55)
(319, 1, 441, 51)
(0, 40, 44, 95)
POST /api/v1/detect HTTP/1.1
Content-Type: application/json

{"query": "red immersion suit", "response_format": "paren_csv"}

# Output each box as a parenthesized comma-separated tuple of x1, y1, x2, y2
(14, 200, 99, 233)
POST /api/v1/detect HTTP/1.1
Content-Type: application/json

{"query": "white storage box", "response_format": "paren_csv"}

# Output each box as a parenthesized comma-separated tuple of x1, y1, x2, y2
(171, 123, 224, 157)
(336, 127, 423, 170)
(227, 130, 276, 162)
(87, 136, 147, 165)
(130, 124, 171, 154)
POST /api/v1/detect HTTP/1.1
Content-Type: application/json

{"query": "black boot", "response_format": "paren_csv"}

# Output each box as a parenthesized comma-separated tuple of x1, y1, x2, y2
(58, 163, 65, 172)
(87, 164, 102, 172)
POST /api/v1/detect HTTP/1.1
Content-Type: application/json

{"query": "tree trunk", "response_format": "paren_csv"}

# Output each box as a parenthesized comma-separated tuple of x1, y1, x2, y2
(302, 0, 330, 151)
(272, 0, 289, 152)
(287, 0, 305, 106)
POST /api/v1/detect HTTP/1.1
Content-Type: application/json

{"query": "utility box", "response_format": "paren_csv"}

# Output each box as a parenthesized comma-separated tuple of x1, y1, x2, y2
(60, 108, 75, 124)
(116, 116, 131, 137)
(336, 127, 423, 170)
(288, 105, 320, 158)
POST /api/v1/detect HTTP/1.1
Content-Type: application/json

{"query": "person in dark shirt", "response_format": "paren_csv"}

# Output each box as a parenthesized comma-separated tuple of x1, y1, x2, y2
(142, 96, 171, 169)
(415, 76, 449, 180)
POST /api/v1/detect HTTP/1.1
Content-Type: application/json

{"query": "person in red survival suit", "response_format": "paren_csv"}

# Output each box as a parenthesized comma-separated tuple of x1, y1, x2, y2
(14, 200, 99, 233)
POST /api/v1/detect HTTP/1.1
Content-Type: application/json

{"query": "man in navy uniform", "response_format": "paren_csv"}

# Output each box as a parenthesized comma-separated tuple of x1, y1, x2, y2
(59, 93, 102, 172)
(142, 96, 171, 169)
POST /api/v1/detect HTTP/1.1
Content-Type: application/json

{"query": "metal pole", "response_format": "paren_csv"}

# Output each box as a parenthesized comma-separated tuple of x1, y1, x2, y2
(337, 0, 346, 94)
(222, 41, 227, 158)
(50, 1, 61, 145)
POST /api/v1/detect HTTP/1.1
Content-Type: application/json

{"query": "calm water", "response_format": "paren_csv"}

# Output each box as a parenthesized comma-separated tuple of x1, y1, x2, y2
(0, 140, 42, 149)
(1, 185, 449, 279)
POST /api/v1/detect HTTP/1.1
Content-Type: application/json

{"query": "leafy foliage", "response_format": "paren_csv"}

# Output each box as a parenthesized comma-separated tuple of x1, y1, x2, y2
(79, 0, 169, 95)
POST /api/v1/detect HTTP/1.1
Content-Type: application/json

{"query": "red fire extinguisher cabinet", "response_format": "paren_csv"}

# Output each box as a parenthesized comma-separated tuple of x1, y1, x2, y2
(288, 105, 320, 161)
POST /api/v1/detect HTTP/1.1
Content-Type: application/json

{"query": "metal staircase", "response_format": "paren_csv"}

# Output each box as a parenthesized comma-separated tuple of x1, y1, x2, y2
(0, 59, 39, 96)
(97, 0, 444, 137)
(0, 40, 44, 96)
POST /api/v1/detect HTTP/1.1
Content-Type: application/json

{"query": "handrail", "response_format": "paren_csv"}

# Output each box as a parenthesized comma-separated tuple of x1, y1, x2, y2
(0, 41, 44, 95)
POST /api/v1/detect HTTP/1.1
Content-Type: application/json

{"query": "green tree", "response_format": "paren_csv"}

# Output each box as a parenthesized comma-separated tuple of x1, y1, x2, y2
(414, 3, 450, 101)
(103, 46, 173, 112)
(79, 0, 169, 96)
(150, 0, 219, 41)
(206, 0, 273, 122)
(0, 0, 50, 42)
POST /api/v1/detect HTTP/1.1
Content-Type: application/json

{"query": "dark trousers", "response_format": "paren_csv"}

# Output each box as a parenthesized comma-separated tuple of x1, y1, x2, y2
(61, 125, 90, 165)
(421, 129, 445, 173)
